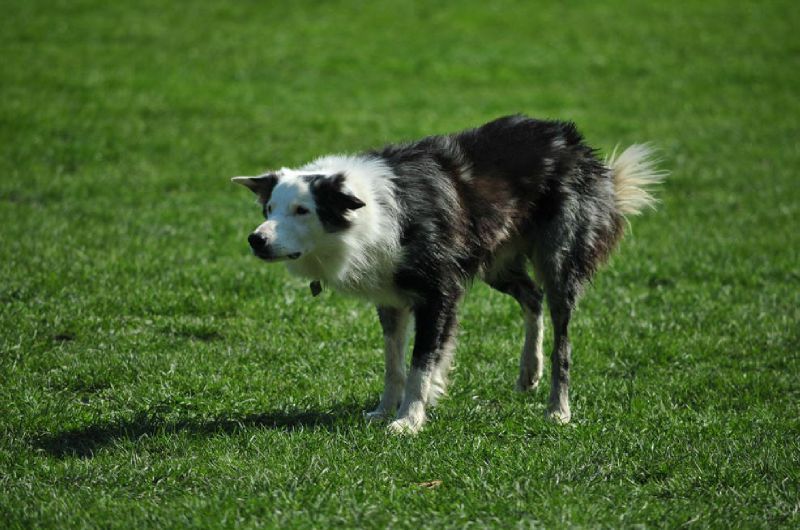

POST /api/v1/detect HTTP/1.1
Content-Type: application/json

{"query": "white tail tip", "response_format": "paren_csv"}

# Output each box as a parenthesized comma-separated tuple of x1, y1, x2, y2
(607, 144, 667, 217)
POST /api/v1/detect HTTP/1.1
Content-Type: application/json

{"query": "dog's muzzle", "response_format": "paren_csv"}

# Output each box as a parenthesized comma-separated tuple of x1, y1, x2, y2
(248, 233, 301, 261)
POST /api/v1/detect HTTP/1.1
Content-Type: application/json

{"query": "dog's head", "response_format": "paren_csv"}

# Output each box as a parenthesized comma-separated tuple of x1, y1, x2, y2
(232, 170, 365, 262)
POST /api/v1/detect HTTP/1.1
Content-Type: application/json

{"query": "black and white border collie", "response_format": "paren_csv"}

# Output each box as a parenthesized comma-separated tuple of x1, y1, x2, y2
(233, 115, 664, 434)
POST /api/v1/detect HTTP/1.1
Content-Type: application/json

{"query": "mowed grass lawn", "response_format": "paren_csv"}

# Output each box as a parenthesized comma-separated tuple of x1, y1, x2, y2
(2, 0, 798, 527)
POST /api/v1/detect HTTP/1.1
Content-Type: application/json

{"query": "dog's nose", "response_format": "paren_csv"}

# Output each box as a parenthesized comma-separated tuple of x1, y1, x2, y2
(248, 233, 267, 251)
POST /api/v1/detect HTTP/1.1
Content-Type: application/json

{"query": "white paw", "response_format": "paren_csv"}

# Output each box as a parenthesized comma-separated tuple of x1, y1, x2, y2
(545, 407, 571, 424)
(387, 417, 423, 435)
(515, 373, 541, 393)
(426, 381, 447, 407)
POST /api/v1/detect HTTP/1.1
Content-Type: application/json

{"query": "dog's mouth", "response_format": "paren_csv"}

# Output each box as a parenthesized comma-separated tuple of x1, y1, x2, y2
(253, 251, 302, 262)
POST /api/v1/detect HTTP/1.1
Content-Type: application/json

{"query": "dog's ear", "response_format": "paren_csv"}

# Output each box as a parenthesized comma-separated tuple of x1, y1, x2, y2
(309, 173, 365, 231)
(310, 173, 365, 211)
(231, 173, 278, 201)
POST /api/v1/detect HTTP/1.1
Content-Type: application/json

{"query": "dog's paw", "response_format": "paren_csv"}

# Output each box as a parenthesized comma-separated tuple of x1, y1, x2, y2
(545, 407, 571, 424)
(364, 408, 390, 423)
(387, 416, 425, 435)
(514, 374, 540, 393)
(426, 380, 447, 407)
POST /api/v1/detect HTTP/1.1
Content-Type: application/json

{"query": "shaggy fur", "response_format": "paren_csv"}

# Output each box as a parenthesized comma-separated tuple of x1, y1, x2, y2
(233, 115, 665, 433)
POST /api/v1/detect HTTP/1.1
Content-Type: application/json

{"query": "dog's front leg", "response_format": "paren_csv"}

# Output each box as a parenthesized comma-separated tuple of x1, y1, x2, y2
(366, 306, 412, 421)
(388, 295, 459, 434)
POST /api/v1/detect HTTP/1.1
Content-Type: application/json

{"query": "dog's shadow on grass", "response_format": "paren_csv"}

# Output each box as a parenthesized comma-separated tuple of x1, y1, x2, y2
(34, 398, 370, 459)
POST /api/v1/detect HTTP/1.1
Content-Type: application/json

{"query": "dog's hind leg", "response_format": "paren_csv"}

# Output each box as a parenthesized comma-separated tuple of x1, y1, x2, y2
(486, 259, 545, 392)
(541, 280, 579, 424)
(366, 306, 412, 422)
(388, 293, 461, 434)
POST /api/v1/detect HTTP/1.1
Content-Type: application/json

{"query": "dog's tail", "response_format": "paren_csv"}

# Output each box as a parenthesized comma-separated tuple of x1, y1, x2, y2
(606, 144, 666, 217)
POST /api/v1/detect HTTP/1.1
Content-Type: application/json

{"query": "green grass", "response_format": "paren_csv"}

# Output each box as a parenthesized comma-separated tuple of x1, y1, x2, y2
(2, 0, 799, 527)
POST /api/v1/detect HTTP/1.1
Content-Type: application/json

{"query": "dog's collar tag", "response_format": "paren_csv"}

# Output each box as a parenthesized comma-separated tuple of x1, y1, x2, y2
(310, 280, 322, 297)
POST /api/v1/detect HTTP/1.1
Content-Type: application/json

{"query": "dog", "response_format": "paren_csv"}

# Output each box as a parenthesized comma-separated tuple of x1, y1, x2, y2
(233, 115, 664, 434)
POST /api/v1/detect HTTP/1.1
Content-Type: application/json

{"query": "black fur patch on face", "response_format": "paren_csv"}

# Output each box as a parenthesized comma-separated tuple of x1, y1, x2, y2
(308, 173, 365, 232)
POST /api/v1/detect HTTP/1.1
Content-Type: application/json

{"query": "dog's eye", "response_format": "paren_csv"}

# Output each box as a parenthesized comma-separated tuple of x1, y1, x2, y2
(295, 205, 310, 215)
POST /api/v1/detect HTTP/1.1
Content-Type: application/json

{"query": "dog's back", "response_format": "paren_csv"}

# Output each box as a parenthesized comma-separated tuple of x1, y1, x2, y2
(374, 114, 646, 290)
